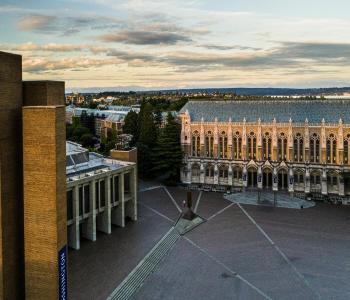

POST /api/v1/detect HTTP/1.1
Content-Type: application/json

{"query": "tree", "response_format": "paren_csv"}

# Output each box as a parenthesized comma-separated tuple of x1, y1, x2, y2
(123, 110, 139, 146)
(151, 113, 182, 183)
(154, 109, 163, 128)
(80, 133, 95, 148)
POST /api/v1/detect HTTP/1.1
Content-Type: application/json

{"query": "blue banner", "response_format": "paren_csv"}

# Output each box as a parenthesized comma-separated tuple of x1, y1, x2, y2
(58, 245, 68, 300)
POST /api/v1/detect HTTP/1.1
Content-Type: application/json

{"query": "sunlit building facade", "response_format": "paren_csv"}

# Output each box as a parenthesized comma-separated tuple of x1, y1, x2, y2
(180, 100, 350, 204)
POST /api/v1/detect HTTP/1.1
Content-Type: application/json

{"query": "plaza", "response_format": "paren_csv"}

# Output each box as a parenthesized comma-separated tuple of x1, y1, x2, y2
(69, 183, 350, 300)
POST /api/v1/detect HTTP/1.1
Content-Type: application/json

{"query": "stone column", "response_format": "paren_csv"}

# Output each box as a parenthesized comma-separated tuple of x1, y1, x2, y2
(272, 168, 278, 191)
(82, 180, 96, 241)
(272, 118, 278, 161)
(200, 118, 205, 157)
(186, 161, 192, 184)
(339, 175, 345, 196)
(200, 163, 205, 184)
(288, 168, 294, 193)
(338, 119, 344, 165)
(112, 174, 125, 227)
(257, 119, 262, 161)
(242, 118, 247, 160)
(228, 164, 233, 186)
(242, 165, 248, 188)
(214, 118, 219, 158)
(257, 166, 262, 189)
(305, 168, 310, 194)
(227, 119, 233, 160)
(214, 163, 219, 185)
(68, 186, 80, 250)
(288, 118, 293, 161)
(321, 169, 328, 195)
(321, 119, 327, 163)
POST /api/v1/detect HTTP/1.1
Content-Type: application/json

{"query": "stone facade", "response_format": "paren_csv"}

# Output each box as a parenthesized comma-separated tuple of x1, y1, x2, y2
(180, 100, 350, 204)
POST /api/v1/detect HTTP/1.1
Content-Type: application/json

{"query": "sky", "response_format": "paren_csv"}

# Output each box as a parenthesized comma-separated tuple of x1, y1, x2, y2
(1, 0, 350, 91)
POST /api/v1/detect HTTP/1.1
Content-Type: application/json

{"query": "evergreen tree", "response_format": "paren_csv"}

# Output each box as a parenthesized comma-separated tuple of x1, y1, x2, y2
(151, 113, 182, 183)
(154, 109, 163, 128)
(123, 110, 139, 146)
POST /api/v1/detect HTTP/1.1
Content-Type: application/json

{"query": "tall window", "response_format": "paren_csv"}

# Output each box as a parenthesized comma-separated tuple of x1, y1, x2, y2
(67, 190, 73, 221)
(278, 133, 287, 161)
(310, 133, 320, 163)
(219, 165, 228, 179)
(310, 172, 321, 185)
(192, 131, 200, 157)
(326, 134, 337, 164)
(205, 131, 214, 157)
(233, 132, 242, 160)
(247, 132, 257, 160)
(344, 134, 350, 164)
(293, 133, 303, 162)
(233, 167, 242, 181)
(219, 131, 228, 159)
(192, 164, 200, 177)
(205, 164, 214, 178)
(262, 132, 272, 160)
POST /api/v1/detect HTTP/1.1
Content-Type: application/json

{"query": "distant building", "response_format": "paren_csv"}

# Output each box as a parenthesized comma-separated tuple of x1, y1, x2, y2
(180, 100, 350, 204)
(66, 142, 137, 250)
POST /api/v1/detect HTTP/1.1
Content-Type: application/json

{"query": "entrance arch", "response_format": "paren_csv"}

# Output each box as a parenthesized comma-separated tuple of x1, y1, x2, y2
(247, 167, 257, 188)
(262, 168, 273, 190)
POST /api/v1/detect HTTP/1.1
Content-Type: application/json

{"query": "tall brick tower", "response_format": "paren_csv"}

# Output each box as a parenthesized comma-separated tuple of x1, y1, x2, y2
(0, 52, 67, 299)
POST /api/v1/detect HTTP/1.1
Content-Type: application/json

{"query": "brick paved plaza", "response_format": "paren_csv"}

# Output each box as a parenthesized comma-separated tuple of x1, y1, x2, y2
(69, 182, 350, 300)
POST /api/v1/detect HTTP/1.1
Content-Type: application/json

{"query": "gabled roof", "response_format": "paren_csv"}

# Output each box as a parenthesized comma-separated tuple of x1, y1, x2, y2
(180, 99, 350, 124)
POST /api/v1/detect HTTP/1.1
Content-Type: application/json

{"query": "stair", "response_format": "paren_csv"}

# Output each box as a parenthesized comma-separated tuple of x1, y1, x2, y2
(107, 228, 180, 300)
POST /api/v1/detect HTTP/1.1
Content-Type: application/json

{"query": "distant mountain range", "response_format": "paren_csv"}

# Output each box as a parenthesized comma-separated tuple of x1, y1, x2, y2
(66, 87, 350, 96)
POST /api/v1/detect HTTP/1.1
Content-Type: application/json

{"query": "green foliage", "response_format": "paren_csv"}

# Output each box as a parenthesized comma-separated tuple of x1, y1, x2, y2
(151, 113, 182, 181)
(80, 133, 95, 148)
(138, 102, 157, 146)
(99, 128, 118, 156)
(123, 110, 139, 146)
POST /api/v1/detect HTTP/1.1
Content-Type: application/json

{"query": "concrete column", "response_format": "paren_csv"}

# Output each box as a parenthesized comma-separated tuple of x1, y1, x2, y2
(112, 174, 125, 227)
(288, 168, 294, 192)
(82, 180, 96, 241)
(126, 168, 137, 221)
(257, 166, 262, 189)
(97, 177, 112, 234)
(68, 186, 80, 250)
(321, 169, 328, 195)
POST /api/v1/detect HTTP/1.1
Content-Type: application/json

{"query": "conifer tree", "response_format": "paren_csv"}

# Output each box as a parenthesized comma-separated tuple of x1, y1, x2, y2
(123, 110, 139, 146)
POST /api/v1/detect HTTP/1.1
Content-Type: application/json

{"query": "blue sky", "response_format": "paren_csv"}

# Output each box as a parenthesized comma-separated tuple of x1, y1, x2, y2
(1, 0, 350, 90)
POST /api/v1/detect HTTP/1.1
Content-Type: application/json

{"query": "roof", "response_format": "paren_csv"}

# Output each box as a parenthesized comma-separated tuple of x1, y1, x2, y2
(180, 99, 350, 124)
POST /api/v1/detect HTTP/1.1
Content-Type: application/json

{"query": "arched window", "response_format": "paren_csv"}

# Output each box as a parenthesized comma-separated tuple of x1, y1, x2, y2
(247, 132, 257, 160)
(233, 131, 242, 160)
(205, 164, 214, 178)
(278, 133, 287, 161)
(191, 164, 200, 177)
(344, 134, 350, 165)
(205, 131, 214, 157)
(310, 133, 320, 163)
(310, 171, 321, 185)
(326, 134, 337, 164)
(293, 171, 304, 185)
(262, 132, 272, 160)
(233, 167, 242, 181)
(191, 131, 200, 157)
(219, 165, 228, 179)
(293, 133, 304, 162)
(219, 131, 228, 159)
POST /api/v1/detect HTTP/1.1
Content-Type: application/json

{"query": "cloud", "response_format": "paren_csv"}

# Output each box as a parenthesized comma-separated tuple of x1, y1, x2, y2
(199, 44, 262, 51)
(17, 14, 56, 31)
(99, 29, 192, 45)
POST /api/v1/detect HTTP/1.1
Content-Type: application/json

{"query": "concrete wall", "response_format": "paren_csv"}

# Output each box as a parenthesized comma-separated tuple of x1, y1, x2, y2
(110, 148, 137, 163)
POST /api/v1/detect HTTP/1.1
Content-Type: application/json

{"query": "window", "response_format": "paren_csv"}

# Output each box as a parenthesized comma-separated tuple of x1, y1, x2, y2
(262, 132, 272, 160)
(205, 131, 214, 157)
(192, 131, 200, 157)
(219, 131, 228, 158)
(84, 185, 90, 213)
(100, 180, 105, 207)
(233, 132, 242, 160)
(113, 176, 119, 202)
(247, 132, 257, 160)
(205, 165, 214, 178)
(192, 164, 200, 177)
(278, 133, 287, 161)
(344, 136, 349, 164)
(326, 134, 337, 164)
(310, 133, 320, 163)
(124, 173, 131, 193)
(219, 166, 228, 178)
(95, 181, 99, 209)
(79, 187, 83, 216)
(293, 133, 303, 162)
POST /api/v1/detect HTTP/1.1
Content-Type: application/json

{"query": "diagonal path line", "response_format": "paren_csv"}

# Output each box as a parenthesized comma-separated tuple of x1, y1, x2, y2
(184, 236, 272, 300)
(194, 191, 202, 213)
(139, 185, 164, 193)
(163, 187, 182, 213)
(138, 202, 174, 223)
(207, 203, 235, 221)
(235, 202, 321, 299)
